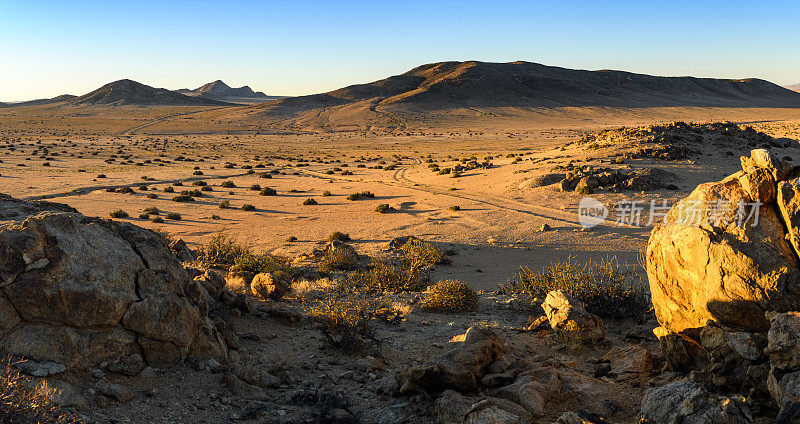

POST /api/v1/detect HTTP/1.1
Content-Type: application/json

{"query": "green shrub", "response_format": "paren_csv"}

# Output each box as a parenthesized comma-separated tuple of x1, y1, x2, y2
(499, 256, 650, 318)
(421, 280, 478, 312)
(109, 209, 128, 218)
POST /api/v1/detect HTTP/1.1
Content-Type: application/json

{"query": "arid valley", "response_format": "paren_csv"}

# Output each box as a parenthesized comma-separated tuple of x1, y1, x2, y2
(3, 4, 800, 422)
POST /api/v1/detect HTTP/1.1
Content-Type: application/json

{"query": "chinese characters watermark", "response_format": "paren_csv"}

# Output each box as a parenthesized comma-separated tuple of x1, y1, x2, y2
(578, 197, 762, 229)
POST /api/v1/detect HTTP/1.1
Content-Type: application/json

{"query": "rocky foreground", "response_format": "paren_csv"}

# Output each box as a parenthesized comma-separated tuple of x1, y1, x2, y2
(4, 148, 800, 423)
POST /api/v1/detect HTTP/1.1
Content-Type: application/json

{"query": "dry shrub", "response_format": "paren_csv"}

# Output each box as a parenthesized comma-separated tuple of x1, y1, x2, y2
(500, 256, 649, 318)
(320, 246, 359, 271)
(0, 358, 81, 423)
(421, 280, 477, 312)
(304, 285, 375, 352)
(231, 252, 292, 276)
(348, 257, 429, 293)
(197, 231, 251, 267)
(401, 238, 450, 266)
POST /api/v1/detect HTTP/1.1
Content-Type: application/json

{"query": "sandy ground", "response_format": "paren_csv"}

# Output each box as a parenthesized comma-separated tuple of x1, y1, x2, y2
(2, 106, 800, 292)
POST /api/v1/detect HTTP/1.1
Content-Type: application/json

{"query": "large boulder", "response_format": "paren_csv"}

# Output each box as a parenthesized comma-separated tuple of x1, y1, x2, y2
(647, 149, 800, 334)
(0, 193, 227, 369)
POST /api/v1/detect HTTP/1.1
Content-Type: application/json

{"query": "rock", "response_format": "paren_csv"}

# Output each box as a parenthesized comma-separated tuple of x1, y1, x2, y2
(765, 311, 800, 371)
(106, 353, 144, 376)
(495, 367, 562, 416)
(777, 179, 800, 260)
(463, 398, 531, 424)
(725, 331, 766, 362)
(639, 380, 752, 424)
(0, 193, 227, 370)
(741, 148, 791, 182)
(524, 173, 565, 188)
(169, 238, 195, 262)
(96, 382, 137, 403)
(739, 167, 775, 203)
(13, 359, 66, 377)
(768, 368, 800, 406)
(251, 272, 290, 301)
(539, 224, 552, 232)
(654, 326, 706, 371)
(222, 372, 267, 401)
(601, 344, 655, 384)
(231, 293, 253, 314)
(194, 270, 226, 299)
(647, 167, 800, 334)
(542, 290, 605, 343)
(398, 326, 504, 393)
(435, 390, 474, 424)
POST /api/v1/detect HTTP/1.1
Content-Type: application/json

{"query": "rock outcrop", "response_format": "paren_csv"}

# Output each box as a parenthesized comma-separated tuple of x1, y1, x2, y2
(542, 290, 605, 343)
(0, 193, 227, 370)
(647, 149, 800, 335)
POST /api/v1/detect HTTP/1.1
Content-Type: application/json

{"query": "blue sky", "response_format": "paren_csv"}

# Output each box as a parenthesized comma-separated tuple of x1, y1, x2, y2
(1, 0, 798, 101)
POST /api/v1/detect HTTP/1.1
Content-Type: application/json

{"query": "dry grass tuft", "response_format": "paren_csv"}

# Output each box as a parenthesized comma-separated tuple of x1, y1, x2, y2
(421, 279, 477, 312)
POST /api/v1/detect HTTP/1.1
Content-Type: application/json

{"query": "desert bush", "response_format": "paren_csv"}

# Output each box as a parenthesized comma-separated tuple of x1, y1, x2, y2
(346, 191, 375, 201)
(303, 198, 318, 205)
(171, 195, 194, 202)
(231, 252, 292, 276)
(402, 238, 450, 266)
(218, 200, 230, 209)
(146, 193, 158, 199)
(259, 187, 276, 196)
(322, 190, 331, 197)
(193, 170, 203, 175)
(249, 184, 261, 191)
(320, 246, 359, 271)
(220, 181, 236, 188)
(163, 186, 175, 193)
(0, 357, 80, 423)
(117, 187, 134, 194)
(499, 256, 650, 318)
(449, 205, 461, 211)
(421, 280, 478, 312)
(327, 231, 350, 242)
(374, 204, 393, 213)
(198, 231, 250, 266)
(109, 209, 128, 218)
(138, 213, 150, 219)
(259, 172, 272, 179)
(241, 204, 255, 211)
(192, 180, 207, 186)
(201, 186, 212, 192)
(151, 217, 164, 223)
(166, 212, 181, 220)
(348, 256, 429, 292)
(304, 286, 375, 352)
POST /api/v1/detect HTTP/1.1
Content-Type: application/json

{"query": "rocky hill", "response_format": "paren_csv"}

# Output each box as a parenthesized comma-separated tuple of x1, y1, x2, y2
(68, 79, 230, 106)
(177, 80, 268, 99)
(249, 61, 800, 128)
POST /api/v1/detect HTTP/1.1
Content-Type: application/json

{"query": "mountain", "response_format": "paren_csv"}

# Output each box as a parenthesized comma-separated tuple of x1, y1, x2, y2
(250, 61, 800, 127)
(786, 83, 800, 93)
(0, 94, 78, 108)
(178, 80, 268, 99)
(68, 79, 230, 106)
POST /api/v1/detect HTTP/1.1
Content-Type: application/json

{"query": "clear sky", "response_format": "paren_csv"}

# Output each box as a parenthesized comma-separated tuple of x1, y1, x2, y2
(1, 0, 798, 102)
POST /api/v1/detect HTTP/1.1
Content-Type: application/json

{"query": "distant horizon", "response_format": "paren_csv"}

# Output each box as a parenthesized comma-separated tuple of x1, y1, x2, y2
(3, 59, 799, 104)
(2, 0, 798, 102)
